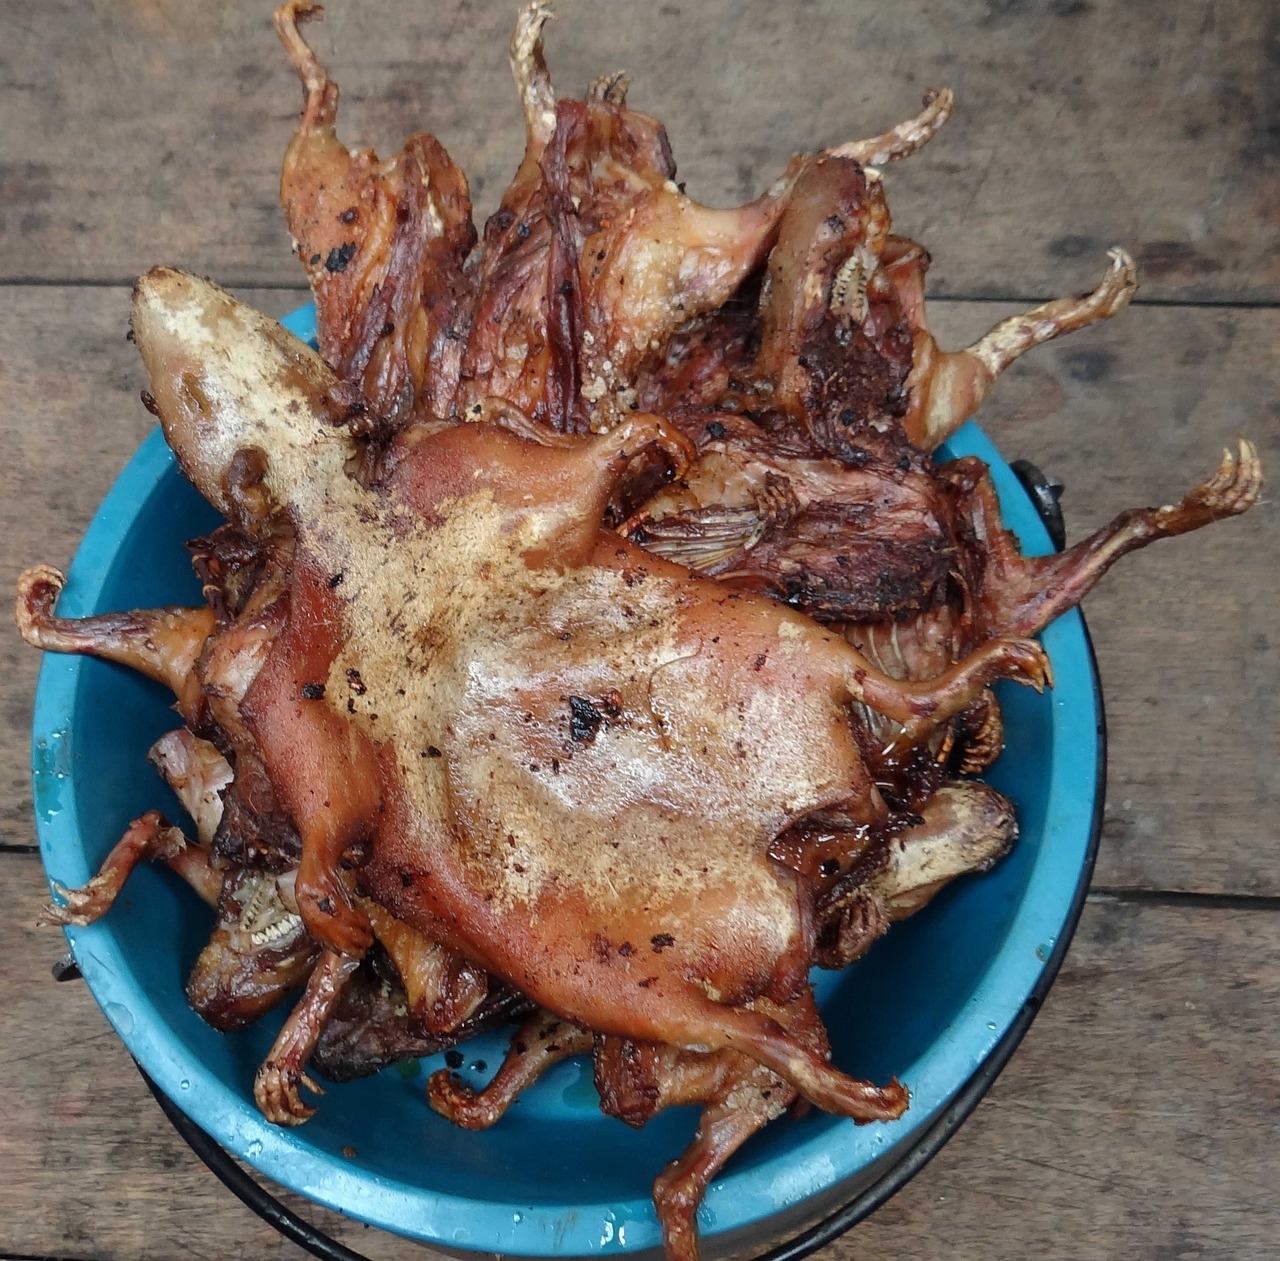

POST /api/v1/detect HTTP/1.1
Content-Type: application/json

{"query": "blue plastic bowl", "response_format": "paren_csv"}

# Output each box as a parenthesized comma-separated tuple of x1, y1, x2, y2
(32, 304, 1101, 1259)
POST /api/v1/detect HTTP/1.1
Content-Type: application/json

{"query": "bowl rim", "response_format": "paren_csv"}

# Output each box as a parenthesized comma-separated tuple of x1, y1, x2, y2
(33, 303, 1103, 1258)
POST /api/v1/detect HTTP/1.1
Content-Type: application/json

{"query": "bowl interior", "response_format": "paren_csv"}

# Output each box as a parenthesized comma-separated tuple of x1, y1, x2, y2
(33, 307, 1100, 1258)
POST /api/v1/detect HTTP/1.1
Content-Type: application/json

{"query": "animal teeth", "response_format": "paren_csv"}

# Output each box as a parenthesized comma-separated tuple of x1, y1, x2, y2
(249, 913, 304, 948)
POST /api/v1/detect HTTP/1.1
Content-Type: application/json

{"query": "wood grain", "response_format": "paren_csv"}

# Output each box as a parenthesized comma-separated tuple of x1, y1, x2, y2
(1, 853, 1276, 1260)
(2, 288, 1274, 894)
(0, 0, 1276, 300)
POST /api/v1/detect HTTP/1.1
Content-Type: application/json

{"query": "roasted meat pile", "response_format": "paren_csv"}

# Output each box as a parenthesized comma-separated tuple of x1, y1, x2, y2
(17, 3, 1261, 1258)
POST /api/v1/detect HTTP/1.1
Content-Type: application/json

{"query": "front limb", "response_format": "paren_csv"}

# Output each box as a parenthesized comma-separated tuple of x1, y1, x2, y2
(970, 440, 1263, 639)
(41, 811, 220, 926)
(16, 566, 215, 721)
(901, 249, 1138, 450)
(255, 950, 359, 1124)
(839, 635, 1052, 749)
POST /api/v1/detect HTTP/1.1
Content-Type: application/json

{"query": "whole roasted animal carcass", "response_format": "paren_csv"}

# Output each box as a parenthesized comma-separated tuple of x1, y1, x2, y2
(17, 3, 1260, 1259)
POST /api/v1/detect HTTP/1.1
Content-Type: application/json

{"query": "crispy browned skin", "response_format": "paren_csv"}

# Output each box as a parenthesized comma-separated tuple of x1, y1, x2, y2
(276, 1, 475, 426)
(132, 270, 1058, 1123)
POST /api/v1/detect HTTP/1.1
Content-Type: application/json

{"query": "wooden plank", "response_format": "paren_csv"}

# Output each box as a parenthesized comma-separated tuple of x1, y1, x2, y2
(2, 287, 1274, 893)
(0, 0, 1275, 300)
(1, 852, 1276, 1259)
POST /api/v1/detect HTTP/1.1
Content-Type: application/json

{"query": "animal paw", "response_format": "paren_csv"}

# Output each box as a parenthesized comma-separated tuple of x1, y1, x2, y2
(254, 1057, 324, 1126)
(1162, 439, 1263, 530)
(39, 877, 113, 927)
(996, 637, 1054, 693)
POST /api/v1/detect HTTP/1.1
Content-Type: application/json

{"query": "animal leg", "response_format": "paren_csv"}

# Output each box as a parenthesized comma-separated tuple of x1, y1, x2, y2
(274, 0, 337, 131)
(254, 950, 359, 1124)
(16, 566, 215, 720)
(973, 440, 1263, 638)
(41, 811, 219, 926)
(904, 249, 1137, 450)
(509, 0, 557, 149)
(840, 636, 1052, 747)
(427, 1009, 592, 1129)
(829, 88, 955, 166)
(652, 1088, 781, 1261)
(673, 1002, 906, 1123)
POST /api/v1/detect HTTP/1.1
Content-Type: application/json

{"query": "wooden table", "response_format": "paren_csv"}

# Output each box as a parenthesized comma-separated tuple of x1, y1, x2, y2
(1, 2, 1276, 1257)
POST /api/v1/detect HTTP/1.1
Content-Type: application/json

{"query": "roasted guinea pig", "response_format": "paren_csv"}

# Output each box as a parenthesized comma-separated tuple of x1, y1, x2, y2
(16, 4, 1262, 1260)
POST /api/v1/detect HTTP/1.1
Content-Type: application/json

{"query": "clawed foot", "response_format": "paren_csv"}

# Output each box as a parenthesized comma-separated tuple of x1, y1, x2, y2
(254, 1056, 325, 1126)
(41, 877, 117, 927)
(1155, 439, 1263, 533)
(15, 565, 66, 646)
(1079, 246, 1139, 322)
(993, 637, 1054, 693)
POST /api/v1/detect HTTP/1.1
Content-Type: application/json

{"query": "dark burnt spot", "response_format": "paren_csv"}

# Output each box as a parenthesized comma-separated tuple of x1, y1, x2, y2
(558, 279, 574, 296)
(551, 757, 561, 774)
(568, 695, 604, 742)
(317, 896, 334, 914)
(339, 207, 357, 223)
(618, 941, 635, 957)
(325, 242, 358, 273)
(592, 934, 612, 962)
(346, 667, 366, 694)
(425, 745, 442, 758)
(820, 858, 841, 876)
(706, 420, 727, 439)
(650, 933, 675, 952)
(754, 654, 768, 670)
(140, 390, 160, 417)
(400, 871, 413, 887)
(309, 253, 321, 265)
(328, 572, 345, 589)
(381, 321, 395, 337)
(638, 976, 658, 989)
(896, 454, 912, 472)
(300, 682, 326, 700)
(516, 221, 531, 240)
(1061, 346, 1113, 383)
(444, 1049, 464, 1069)
(515, 1040, 528, 1055)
